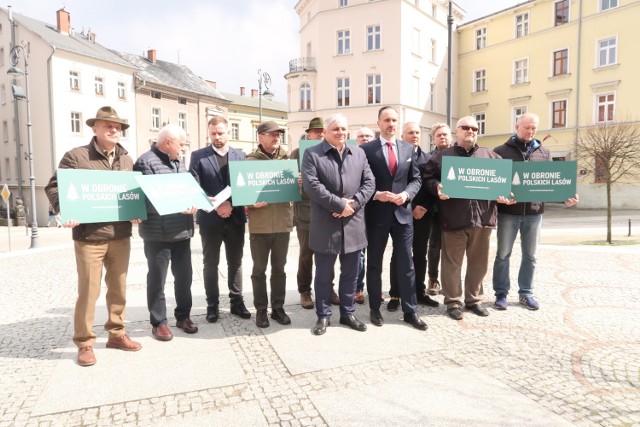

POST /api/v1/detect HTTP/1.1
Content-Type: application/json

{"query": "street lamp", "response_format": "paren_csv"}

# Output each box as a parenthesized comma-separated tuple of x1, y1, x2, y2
(257, 69, 273, 124)
(7, 44, 39, 248)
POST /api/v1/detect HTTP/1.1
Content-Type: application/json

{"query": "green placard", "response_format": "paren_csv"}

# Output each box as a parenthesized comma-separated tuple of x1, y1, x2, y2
(229, 159, 301, 205)
(135, 173, 213, 215)
(57, 169, 147, 223)
(298, 139, 358, 164)
(441, 156, 513, 200)
(511, 161, 577, 202)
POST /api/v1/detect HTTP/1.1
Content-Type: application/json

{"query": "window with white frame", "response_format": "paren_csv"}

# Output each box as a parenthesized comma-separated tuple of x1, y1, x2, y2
(596, 93, 615, 122)
(339, 0, 348, 7)
(0, 48, 4, 67)
(178, 112, 187, 131)
(412, 28, 420, 56)
(94, 77, 104, 96)
(3, 120, 8, 143)
(69, 71, 80, 91)
(553, 49, 569, 76)
(151, 107, 161, 129)
(337, 77, 350, 107)
(475, 27, 486, 50)
(513, 106, 528, 128)
(601, 0, 618, 11)
(4, 158, 10, 182)
(367, 25, 381, 51)
(300, 83, 311, 111)
(552, 100, 567, 128)
(230, 122, 239, 140)
(430, 39, 437, 62)
(0, 84, 5, 104)
(474, 113, 486, 135)
(597, 37, 617, 67)
(71, 112, 82, 134)
(429, 82, 435, 111)
(474, 69, 486, 92)
(515, 13, 529, 38)
(514, 58, 529, 84)
(367, 74, 381, 105)
(337, 30, 350, 55)
(555, 0, 569, 26)
(118, 82, 126, 100)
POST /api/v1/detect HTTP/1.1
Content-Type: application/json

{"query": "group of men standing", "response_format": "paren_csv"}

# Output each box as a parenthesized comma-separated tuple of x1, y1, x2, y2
(45, 105, 576, 367)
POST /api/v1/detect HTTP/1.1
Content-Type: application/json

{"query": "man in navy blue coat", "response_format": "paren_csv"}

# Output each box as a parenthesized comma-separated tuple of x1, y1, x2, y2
(302, 114, 375, 335)
(360, 106, 427, 331)
(189, 117, 251, 323)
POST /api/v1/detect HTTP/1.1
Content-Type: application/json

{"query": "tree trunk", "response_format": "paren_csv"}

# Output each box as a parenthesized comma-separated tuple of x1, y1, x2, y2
(606, 179, 612, 244)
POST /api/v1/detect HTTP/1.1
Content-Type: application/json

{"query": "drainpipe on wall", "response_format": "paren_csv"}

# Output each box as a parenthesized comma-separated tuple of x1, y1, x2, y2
(573, 0, 583, 157)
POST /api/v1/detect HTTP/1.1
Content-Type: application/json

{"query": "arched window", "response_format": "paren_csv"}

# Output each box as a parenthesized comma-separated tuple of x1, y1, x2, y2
(300, 83, 311, 111)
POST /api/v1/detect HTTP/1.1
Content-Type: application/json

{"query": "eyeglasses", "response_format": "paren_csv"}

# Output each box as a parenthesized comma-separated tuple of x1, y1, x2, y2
(458, 125, 479, 132)
(261, 131, 282, 137)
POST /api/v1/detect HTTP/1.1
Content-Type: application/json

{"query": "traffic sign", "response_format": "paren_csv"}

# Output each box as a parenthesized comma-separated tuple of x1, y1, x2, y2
(1, 184, 10, 203)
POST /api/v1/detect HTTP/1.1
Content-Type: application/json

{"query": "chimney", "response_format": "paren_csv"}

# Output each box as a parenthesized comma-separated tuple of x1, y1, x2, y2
(240, 87, 246, 96)
(56, 8, 70, 35)
(88, 32, 96, 42)
(251, 89, 258, 97)
(147, 49, 157, 64)
(207, 81, 217, 89)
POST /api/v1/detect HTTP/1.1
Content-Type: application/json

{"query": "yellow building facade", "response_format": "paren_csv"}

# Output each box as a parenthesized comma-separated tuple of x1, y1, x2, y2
(458, 0, 640, 208)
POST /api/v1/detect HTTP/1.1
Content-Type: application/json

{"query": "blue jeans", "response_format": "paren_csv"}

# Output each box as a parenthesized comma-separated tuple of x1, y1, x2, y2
(492, 213, 542, 297)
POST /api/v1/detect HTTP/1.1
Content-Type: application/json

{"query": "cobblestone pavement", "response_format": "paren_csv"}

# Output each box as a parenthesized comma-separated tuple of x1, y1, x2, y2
(0, 211, 638, 426)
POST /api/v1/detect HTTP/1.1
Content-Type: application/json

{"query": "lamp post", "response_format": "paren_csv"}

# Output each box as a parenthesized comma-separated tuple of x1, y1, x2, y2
(257, 69, 273, 124)
(7, 44, 39, 248)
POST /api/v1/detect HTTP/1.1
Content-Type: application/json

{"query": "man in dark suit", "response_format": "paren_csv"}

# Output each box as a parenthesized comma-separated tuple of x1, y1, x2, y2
(302, 114, 375, 335)
(360, 106, 427, 331)
(189, 116, 251, 323)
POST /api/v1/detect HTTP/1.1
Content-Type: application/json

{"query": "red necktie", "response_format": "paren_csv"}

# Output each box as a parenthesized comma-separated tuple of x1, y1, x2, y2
(386, 142, 397, 176)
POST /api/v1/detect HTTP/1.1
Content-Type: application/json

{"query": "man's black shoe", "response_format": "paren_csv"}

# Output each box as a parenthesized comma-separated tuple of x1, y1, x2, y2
(312, 317, 330, 335)
(270, 308, 291, 325)
(206, 305, 219, 323)
(256, 309, 269, 328)
(386, 297, 400, 312)
(447, 307, 464, 320)
(418, 293, 439, 307)
(231, 301, 251, 319)
(339, 315, 367, 332)
(403, 312, 428, 331)
(370, 309, 384, 326)
(466, 304, 490, 317)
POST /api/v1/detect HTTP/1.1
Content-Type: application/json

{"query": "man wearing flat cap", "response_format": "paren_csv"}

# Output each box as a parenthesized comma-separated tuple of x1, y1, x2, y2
(289, 117, 340, 310)
(45, 106, 142, 367)
(246, 121, 294, 328)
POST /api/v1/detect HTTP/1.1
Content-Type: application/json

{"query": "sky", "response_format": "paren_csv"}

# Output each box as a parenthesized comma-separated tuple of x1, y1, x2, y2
(5, 0, 523, 102)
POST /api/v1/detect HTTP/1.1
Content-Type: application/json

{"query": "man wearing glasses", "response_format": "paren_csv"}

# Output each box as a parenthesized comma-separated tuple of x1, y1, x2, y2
(424, 116, 514, 321)
(246, 121, 293, 328)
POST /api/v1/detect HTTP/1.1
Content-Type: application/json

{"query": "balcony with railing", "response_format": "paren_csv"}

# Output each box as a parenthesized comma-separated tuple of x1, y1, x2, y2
(288, 57, 317, 73)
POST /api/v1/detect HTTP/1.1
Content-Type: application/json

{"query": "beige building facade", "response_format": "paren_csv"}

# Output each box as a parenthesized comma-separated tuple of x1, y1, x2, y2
(287, 0, 464, 150)
(457, 0, 640, 208)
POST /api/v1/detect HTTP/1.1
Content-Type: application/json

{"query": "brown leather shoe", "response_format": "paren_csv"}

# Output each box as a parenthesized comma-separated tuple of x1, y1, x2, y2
(176, 318, 198, 334)
(106, 334, 142, 351)
(300, 291, 314, 309)
(354, 290, 365, 304)
(77, 346, 96, 367)
(330, 289, 340, 305)
(427, 278, 441, 295)
(256, 309, 269, 328)
(152, 324, 173, 341)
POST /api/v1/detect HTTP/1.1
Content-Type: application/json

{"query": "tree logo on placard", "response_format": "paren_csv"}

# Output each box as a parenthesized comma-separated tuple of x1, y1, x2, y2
(512, 172, 521, 186)
(67, 183, 79, 200)
(446, 166, 456, 180)
(236, 173, 246, 187)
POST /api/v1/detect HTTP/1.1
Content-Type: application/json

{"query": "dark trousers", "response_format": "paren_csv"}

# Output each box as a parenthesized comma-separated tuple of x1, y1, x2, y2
(356, 248, 366, 292)
(314, 251, 359, 318)
(427, 213, 442, 281)
(366, 218, 417, 313)
(200, 222, 245, 307)
(295, 226, 313, 294)
(389, 214, 432, 297)
(250, 232, 289, 311)
(143, 239, 192, 327)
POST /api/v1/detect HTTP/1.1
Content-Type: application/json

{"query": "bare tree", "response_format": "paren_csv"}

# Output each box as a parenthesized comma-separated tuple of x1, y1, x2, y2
(578, 120, 640, 243)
